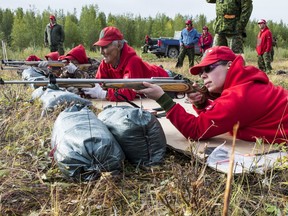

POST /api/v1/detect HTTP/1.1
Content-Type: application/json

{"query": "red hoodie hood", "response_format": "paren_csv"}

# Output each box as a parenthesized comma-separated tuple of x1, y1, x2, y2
(117, 43, 137, 70)
(65, 44, 88, 64)
(45, 51, 59, 61)
(223, 55, 269, 90)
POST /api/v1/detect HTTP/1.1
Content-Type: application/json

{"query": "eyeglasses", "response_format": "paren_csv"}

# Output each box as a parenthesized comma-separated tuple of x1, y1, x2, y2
(199, 62, 223, 76)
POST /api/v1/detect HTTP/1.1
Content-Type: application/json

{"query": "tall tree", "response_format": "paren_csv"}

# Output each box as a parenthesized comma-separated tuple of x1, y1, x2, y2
(79, 5, 98, 50)
(64, 14, 82, 49)
(11, 8, 28, 50)
(0, 9, 14, 45)
(152, 13, 172, 37)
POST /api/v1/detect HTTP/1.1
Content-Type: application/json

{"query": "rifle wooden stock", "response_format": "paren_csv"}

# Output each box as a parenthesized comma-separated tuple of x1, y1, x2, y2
(103, 82, 194, 92)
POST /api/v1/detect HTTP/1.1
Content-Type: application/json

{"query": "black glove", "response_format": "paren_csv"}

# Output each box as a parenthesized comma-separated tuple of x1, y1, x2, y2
(242, 32, 247, 38)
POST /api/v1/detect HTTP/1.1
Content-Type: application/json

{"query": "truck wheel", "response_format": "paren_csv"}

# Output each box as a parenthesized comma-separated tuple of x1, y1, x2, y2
(167, 47, 179, 58)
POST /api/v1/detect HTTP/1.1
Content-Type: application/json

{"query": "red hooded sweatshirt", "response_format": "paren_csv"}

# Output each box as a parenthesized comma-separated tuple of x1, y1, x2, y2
(166, 56, 288, 144)
(256, 26, 273, 55)
(96, 43, 169, 101)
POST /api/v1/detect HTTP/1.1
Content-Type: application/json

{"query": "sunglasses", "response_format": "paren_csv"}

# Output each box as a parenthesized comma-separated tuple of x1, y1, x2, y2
(199, 62, 223, 76)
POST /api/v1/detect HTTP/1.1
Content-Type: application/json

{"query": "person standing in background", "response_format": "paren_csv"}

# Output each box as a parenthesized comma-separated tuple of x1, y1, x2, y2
(175, 19, 199, 68)
(44, 15, 65, 55)
(198, 26, 213, 54)
(206, 0, 253, 54)
(256, 19, 273, 73)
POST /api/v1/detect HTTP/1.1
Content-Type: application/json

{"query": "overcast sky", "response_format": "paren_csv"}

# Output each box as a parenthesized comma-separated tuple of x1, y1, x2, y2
(1, 0, 287, 24)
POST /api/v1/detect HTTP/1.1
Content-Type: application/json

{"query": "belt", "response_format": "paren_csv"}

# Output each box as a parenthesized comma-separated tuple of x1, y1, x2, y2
(184, 45, 194, 49)
(224, 14, 236, 19)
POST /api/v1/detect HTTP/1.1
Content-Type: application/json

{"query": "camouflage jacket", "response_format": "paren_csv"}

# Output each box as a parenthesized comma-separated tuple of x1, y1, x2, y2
(207, 0, 253, 35)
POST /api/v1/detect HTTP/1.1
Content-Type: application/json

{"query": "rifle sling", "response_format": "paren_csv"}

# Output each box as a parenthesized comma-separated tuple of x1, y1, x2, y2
(114, 91, 140, 108)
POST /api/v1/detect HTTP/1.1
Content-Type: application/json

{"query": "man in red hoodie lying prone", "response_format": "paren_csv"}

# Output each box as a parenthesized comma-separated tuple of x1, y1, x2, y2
(79, 26, 170, 102)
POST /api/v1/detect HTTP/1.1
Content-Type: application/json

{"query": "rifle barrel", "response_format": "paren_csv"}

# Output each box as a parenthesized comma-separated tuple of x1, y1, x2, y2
(1, 60, 92, 69)
(0, 77, 203, 94)
(0, 78, 187, 85)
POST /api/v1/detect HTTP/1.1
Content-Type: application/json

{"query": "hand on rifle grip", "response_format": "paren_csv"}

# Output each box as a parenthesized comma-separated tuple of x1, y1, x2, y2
(186, 82, 208, 109)
(38, 61, 49, 68)
(81, 84, 107, 99)
(135, 82, 165, 101)
(187, 91, 207, 109)
(63, 62, 77, 74)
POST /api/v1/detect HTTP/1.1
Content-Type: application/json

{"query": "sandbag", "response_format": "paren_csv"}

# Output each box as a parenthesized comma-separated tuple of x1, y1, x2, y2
(51, 105, 125, 181)
(98, 106, 167, 167)
(31, 86, 46, 99)
(32, 87, 92, 116)
(22, 66, 45, 80)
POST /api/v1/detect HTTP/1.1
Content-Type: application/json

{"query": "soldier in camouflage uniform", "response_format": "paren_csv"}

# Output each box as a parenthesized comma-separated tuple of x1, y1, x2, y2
(256, 19, 273, 73)
(206, 0, 253, 54)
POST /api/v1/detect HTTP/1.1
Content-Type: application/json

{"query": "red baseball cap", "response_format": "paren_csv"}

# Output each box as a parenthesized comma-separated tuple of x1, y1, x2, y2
(26, 55, 42, 61)
(49, 15, 56, 20)
(202, 26, 208, 30)
(189, 46, 237, 75)
(58, 55, 66, 61)
(185, 19, 192, 25)
(45, 51, 59, 61)
(93, 27, 124, 47)
(64, 44, 88, 64)
(257, 19, 266, 24)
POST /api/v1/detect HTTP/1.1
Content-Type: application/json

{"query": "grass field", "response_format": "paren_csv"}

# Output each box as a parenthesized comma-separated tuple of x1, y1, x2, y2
(0, 47, 287, 215)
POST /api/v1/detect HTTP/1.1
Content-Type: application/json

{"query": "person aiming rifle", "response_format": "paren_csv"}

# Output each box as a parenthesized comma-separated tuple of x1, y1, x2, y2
(80, 26, 170, 102)
(37, 44, 100, 78)
(135, 46, 288, 144)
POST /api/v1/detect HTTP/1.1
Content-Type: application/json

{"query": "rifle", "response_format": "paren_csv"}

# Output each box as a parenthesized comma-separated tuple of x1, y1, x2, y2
(0, 76, 218, 99)
(1, 60, 92, 70)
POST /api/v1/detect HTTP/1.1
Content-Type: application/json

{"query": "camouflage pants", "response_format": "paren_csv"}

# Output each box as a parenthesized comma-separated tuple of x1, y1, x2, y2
(175, 46, 195, 68)
(142, 44, 149, 53)
(213, 33, 244, 54)
(258, 52, 272, 73)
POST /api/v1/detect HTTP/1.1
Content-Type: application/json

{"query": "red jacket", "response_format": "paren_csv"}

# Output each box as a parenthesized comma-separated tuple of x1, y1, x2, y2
(256, 26, 273, 55)
(96, 43, 169, 101)
(198, 32, 213, 53)
(166, 56, 288, 144)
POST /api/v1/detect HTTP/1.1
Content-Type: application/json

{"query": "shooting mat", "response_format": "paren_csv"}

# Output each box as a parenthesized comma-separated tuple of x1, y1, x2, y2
(92, 97, 287, 174)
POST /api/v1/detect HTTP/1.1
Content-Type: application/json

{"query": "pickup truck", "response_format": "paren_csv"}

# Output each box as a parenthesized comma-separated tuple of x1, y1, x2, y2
(151, 31, 201, 58)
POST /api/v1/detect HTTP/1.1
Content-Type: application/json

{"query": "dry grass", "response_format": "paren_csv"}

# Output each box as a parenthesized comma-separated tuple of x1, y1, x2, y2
(0, 53, 287, 215)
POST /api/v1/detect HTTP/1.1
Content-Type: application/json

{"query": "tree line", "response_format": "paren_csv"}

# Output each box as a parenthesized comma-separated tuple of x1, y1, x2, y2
(0, 4, 288, 52)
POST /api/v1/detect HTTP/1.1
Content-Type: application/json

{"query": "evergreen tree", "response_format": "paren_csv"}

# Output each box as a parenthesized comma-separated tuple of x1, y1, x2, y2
(0, 4, 288, 51)
(64, 14, 82, 49)
(11, 8, 28, 50)
(79, 5, 98, 50)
